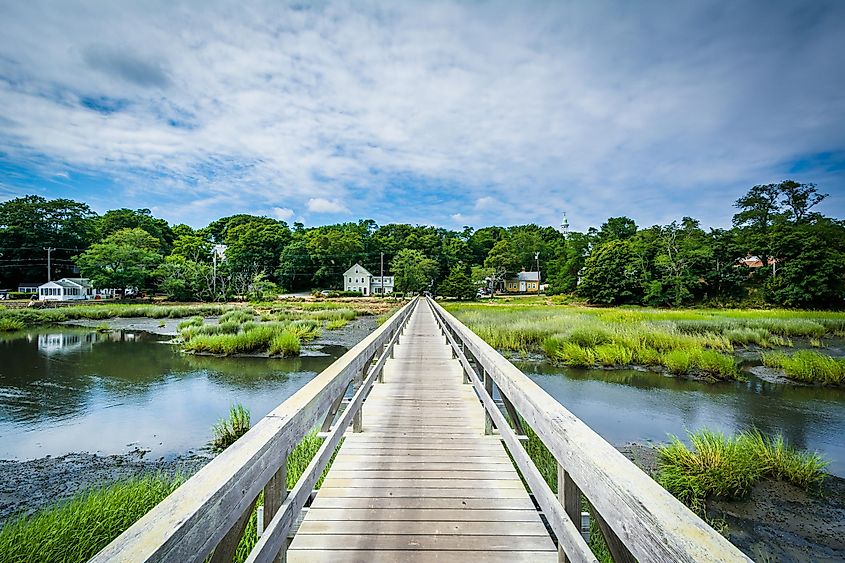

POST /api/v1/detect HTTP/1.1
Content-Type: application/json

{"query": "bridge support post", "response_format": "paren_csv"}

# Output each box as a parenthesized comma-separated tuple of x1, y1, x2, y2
(263, 461, 289, 562)
(483, 368, 494, 435)
(353, 369, 364, 433)
(558, 464, 581, 563)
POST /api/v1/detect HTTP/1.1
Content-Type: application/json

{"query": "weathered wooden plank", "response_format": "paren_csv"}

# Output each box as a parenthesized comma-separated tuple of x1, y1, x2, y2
(309, 496, 538, 510)
(321, 478, 526, 489)
(287, 550, 558, 562)
(326, 470, 519, 480)
(290, 534, 555, 551)
(329, 461, 515, 471)
(316, 487, 528, 499)
(304, 508, 542, 522)
(297, 520, 550, 536)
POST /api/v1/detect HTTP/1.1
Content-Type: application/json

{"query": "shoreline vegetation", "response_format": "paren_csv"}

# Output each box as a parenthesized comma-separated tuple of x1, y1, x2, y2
(445, 299, 845, 384)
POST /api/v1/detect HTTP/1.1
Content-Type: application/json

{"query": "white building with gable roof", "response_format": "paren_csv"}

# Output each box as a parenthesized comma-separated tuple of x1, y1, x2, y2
(342, 263, 394, 296)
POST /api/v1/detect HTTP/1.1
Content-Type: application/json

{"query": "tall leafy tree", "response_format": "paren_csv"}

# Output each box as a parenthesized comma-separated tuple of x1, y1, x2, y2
(578, 239, 642, 305)
(97, 208, 174, 253)
(75, 228, 162, 291)
(224, 220, 291, 283)
(0, 195, 97, 286)
(391, 249, 437, 293)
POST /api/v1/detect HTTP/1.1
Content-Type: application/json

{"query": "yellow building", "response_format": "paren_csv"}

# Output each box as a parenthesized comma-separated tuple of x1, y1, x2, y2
(504, 270, 540, 293)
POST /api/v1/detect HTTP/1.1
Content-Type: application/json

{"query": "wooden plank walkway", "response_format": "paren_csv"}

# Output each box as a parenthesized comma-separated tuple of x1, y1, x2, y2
(287, 301, 557, 562)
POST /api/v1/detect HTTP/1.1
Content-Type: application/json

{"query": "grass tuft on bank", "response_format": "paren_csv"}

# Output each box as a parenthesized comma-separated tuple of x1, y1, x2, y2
(0, 473, 185, 563)
(211, 404, 251, 452)
(762, 350, 845, 385)
(658, 429, 828, 514)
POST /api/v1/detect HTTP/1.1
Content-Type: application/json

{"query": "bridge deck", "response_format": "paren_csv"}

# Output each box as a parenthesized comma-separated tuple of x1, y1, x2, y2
(287, 301, 557, 562)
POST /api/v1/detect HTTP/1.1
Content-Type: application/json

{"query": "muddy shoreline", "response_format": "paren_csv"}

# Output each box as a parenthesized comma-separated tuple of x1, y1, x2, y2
(0, 451, 212, 522)
(620, 443, 845, 561)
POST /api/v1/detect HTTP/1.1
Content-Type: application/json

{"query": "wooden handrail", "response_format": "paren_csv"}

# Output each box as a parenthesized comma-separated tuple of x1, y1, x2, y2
(427, 297, 751, 563)
(91, 298, 418, 563)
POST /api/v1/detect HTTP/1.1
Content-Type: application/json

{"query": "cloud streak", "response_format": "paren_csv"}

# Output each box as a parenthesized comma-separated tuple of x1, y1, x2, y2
(0, 0, 843, 229)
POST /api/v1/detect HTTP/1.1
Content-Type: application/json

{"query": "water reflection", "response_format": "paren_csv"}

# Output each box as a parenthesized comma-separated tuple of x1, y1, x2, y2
(0, 329, 343, 459)
(516, 361, 845, 477)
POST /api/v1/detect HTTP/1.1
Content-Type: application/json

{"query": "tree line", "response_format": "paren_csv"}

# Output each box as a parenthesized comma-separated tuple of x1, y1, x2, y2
(0, 180, 841, 308)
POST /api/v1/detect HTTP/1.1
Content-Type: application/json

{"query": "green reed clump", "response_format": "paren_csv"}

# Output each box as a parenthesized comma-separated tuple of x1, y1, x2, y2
(723, 327, 772, 347)
(762, 350, 845, 385)
(325, 319, 349, 330)
(183, 324, 283, 355)
(658, 429, 827, 514)
(218, 309, 255, 325)
(0, 318, 24, 331)
(211, 404, 251, 451)
(0, 473, 185, 563)
(177, 316, 204, 330)
(286, 319, 322, 340)
(593, 342, 634, 366)
(269, 331, 301, 357)
(0, 303, 233, 328)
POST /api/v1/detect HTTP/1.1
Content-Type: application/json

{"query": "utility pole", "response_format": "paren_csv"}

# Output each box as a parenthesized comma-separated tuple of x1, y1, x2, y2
(43, 247, 55, 281)
(380, 252, 384, 296)
(534, 251, 541, 293)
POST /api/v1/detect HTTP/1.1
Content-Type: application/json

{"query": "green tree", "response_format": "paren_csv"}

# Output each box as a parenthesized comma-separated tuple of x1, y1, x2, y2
(484, 239, 522, 290)
(224, 220, 291, 283)
(276, 239, 314, 291)
(766, 217, 845, 308)
(76, 228, 162, 291)
(578, 239, 641, 305)
(391, 249, 437, 293)
(438, 264, 476, 300)
(97, 208, 174, 253)
(0, 195, 97, 285)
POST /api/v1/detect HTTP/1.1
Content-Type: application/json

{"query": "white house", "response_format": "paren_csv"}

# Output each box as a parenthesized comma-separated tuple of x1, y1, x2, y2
(18, 282, 44, 294)
(343, 263, 394, 296)
(38, 278, 119, 301)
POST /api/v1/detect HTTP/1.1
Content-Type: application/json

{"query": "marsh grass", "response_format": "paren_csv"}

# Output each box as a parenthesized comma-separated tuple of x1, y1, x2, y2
(211, 404, 251, 451)
(0, 473, 185, 563)
(269, 331, 301, 357)
(762, 350, 845, 385)
(658, 429, 827, 513)
(177, 316, 204, 330)
(218, 309, 256, 324)
(0, 431, 337, 563)
(0, 318, 25, 331)
(0, 303, 233, 329)
(325, 319, 349, 330)
(445, 302, 844, 380)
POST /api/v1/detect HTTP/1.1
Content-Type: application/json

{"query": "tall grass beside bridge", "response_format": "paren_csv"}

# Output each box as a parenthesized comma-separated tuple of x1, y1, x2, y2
(0, 431, 335, 563)
(445, 302, 845, 382)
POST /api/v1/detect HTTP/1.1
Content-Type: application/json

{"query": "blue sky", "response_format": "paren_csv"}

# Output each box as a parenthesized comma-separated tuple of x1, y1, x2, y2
(0, 1, 843, 231)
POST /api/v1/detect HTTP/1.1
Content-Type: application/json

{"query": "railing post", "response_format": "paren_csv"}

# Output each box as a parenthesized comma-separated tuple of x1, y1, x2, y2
(263, 459, 288, 563)
(210, 495, 259, 563)
(558, 464, 581, 563)
(353, 368, 364, 433)
(483, 368, 494, 435)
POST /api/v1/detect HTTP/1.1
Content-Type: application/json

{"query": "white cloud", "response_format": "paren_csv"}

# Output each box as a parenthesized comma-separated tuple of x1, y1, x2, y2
(307, 197, 349, 214)
(270, 207, 294, 220)
(0, 1, 842, 229)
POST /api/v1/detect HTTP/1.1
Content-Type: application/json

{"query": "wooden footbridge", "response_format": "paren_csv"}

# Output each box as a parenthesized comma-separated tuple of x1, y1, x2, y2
(93, 298, 751, 563)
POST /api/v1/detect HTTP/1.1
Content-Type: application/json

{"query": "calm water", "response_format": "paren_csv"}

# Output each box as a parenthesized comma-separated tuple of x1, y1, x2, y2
(516, 360, 845, 477)
(0, 328, 342, 459)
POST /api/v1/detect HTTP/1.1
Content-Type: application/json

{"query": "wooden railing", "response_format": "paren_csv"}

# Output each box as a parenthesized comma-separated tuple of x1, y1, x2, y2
(426, 297, 752, 563)
(91, 297, 418, 563)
